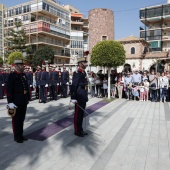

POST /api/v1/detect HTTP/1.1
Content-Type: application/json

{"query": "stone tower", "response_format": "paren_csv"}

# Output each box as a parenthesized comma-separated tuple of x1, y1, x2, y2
(88, 8, 114, 52)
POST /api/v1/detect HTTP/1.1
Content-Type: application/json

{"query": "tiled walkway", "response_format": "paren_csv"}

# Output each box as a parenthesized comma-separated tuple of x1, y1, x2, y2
(0, 98, 170, 170)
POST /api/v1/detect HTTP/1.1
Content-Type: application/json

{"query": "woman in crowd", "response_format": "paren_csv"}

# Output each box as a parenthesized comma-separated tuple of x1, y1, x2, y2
(159, 72, 169, 102)
(103, 76, 108, 98)
(149, 70, 157, 102)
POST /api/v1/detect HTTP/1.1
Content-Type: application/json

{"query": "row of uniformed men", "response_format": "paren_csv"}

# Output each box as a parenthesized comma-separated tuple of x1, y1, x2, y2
(0, 65, 69, 103)
(34, 65, 69, 103)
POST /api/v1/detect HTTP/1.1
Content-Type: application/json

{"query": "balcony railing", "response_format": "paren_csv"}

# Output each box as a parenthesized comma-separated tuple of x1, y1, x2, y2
(162, 36, 170, 40)
(54, 51, 70, 57)
(30, 38, 67, 47)
(146, 36, 162, 41)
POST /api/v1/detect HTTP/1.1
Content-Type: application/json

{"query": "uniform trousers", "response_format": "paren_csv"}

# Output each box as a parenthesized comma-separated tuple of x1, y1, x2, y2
(40, 85, 47, 102)
(51, 85, 58, 100)
(74, 102, 86, 134)
(62, 84, 67, 97)
(12, 104, 27, 140)
(0, 83, 3, 98)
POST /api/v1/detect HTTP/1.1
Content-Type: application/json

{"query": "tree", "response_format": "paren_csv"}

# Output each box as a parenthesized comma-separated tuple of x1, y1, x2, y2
(91, 40, 126, 98)
(7, 51, 24, 65)
(6, 21, 27, 54)
(0, 57, 3, 66)
(32, 46, 54, 67)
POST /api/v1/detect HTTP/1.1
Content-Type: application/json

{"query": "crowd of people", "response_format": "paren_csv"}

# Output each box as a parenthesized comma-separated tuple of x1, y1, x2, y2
(87, 69, 170, 102)
(1, 64, 170, 103)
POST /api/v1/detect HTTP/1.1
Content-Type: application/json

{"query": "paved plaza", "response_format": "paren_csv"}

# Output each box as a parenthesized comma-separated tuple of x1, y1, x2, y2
(1, 97, 170, 170)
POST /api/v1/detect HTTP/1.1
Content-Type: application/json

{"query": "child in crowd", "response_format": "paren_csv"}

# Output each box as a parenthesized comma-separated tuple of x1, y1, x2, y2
(139, 82, 145, 101)
(144, 79, 149, 101)
(103, 77, 108, 98)
(132, 85, 139, 100)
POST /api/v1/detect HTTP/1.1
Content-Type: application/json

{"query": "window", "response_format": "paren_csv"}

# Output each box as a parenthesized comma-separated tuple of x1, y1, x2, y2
(131, 47, 135, 54)
(102, 36, 107, 41)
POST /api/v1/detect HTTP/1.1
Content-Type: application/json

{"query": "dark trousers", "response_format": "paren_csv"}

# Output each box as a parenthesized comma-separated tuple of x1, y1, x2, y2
(0, 84, 3, 98)
(12, 105, 27, 140)
(50, 85, 58, 100)
(151, 89, 157, 101)
(167, 87, 170, 101)
(40, 85, 47, 102)
(96, 84, 101, 96)
(74, 102, 86, 134)
(62, 84, 67, 97)
(36, 85, 39, 99)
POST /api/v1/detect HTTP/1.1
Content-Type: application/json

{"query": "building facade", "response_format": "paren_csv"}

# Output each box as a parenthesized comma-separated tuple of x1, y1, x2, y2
(140, 0, 170, 52)
(0, 4, 5, 58)
(3, 0, 71, 65)
(117, 36, 170, 73)
(139, 0, 170, 72)
(64, 5, 89, 65)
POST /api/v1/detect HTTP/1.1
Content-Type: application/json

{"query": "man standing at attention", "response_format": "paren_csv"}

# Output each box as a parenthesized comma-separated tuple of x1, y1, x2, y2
(6, 59, 30, 143)
(70, 57, 88, 137)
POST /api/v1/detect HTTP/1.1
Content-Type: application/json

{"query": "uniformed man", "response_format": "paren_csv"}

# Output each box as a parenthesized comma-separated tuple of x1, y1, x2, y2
(3, 68, 9, 97)
(6, 59, 30, 143)
(70, 57, 88, 137)
(25, 66, 33, 100)
(35, 66, 41, 99)
(50, 66, 59, 100)
(58, 67, 62, 96)
(0, 68, 4, 99)
(48, 65, 53, 100)
(61, 66, 69, 98)
(39, 65, 49, 103)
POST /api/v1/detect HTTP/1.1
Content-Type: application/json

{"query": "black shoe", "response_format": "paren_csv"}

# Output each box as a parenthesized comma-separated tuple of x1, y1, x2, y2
(81, 131, 88, 135)
(74, 132, 84, 137)
(15, 139, 23, 143)
(22, 137, 28, 141)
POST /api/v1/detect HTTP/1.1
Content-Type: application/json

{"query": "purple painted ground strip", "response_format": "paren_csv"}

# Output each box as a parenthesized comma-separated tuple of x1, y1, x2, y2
(26, 101, 108, 141)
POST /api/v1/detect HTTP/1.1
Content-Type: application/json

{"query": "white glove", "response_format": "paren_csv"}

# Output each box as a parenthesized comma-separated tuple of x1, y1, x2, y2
(45, 84, 48, 87)
(7, 103, 17, 109)
(2, 84, 4, 86)
(66, 82, 69, 85)
(71, 99, 77, 104)
(57, 83, 59, 85)
(30, 85, 33, 87)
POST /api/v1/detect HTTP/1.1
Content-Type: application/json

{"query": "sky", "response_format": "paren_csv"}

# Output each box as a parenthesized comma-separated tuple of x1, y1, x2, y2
(0, 0, 168, 39)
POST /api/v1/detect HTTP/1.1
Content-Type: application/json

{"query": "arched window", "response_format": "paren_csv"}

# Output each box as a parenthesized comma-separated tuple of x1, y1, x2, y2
(131, 47, 135, 54)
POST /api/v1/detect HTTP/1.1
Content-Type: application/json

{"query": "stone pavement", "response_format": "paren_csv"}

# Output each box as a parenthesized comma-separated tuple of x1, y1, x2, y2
(1, 97, 170, 170)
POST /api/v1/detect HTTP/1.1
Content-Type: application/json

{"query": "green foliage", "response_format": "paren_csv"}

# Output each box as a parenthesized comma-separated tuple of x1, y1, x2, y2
(7, 51, 24, 64)
(91, 40, 126, 67)
(32, 46, 54, 67)
(25, 45, 34, 65)
(5, 22, 27, 54)
(0, 57, 3, 66)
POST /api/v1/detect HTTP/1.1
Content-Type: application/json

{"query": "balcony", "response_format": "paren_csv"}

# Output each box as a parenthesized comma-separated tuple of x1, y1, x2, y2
(71, 20, 83, 25)
(28, 38, 69, 48)
(54, 51, 70, 57)
(24, 22, 70, 39)
(146, 36, 162, 41)
(162, 36, 170, 41)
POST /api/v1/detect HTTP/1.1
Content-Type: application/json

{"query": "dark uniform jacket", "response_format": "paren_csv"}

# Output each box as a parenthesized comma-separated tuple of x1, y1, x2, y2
(61, 71, 69, 85)
(35, 71, 41, 86)
(7, 72, 30, 106)
(0, 72, 4, 84)
(71, 68, 88, 103)
(26, 71, 33, 86)
(51, 71, 59, 85)
(40, 71, 49, 86)
(3, 73, 9, 84)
